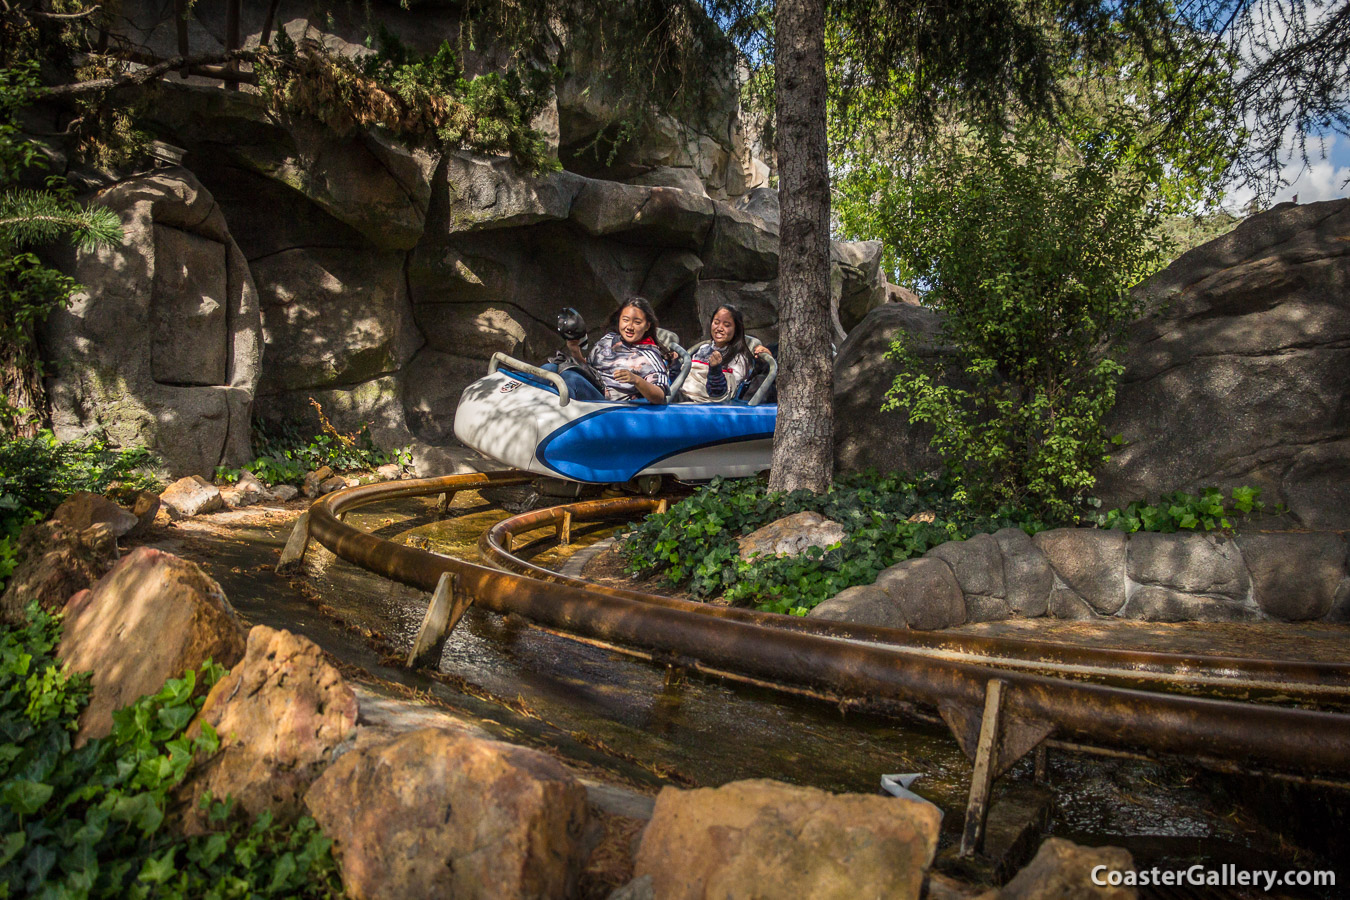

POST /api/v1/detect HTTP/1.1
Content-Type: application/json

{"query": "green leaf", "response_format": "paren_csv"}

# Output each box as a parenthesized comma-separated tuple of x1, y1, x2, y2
(1, 779, 52, 815)
(137, 847, 177, 885)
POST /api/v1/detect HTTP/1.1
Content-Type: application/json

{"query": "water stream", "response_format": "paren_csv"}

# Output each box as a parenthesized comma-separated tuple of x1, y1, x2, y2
(164, 492, 1347, 895)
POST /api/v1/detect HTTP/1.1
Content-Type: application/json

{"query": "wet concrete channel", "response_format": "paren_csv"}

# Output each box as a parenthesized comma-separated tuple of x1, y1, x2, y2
(158, 490, 1348, 897)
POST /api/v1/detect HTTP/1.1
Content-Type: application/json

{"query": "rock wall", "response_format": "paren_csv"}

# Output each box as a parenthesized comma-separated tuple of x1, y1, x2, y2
(833, 199, 1350, 530)
(43, 66, 883, 473)
(810, 528, 1350, 628)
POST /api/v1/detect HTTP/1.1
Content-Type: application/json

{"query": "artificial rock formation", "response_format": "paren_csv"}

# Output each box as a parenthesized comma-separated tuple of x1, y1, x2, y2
(45, 169, 262, 478)
(811, 528, 1349, 629)
(834, 199, 1350, 531)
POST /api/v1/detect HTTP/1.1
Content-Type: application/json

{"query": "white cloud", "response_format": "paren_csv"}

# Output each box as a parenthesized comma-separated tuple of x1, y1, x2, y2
(1224, 134, 1350, 211)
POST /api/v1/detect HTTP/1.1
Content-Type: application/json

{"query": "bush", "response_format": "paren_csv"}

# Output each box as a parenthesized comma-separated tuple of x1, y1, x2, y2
(877, 127, 1168, 520)
(0, 431, 159, 537)
(235, 404, 409, 487)
(0, 604, 343, 898)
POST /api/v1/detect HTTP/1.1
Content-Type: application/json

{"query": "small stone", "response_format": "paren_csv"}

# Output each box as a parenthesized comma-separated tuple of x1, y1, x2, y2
(302, 466, 334, 498)
(51, 492, 139, 538)
(738, 512, 846, 561)
(271, 484, 300, 502)
(906, 510, 936, 523)
(376, 463, 402, 481)
(160, 475, 224, 518)
(319, 475, 348, 495)
(127, 491, 161, 536)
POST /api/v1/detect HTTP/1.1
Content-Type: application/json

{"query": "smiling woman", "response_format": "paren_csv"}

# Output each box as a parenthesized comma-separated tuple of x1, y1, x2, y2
(559, 297, 671, 404)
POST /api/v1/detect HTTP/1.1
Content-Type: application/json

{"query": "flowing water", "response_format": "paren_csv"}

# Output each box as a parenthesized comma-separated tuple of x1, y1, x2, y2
(163, 491, 1348, 895)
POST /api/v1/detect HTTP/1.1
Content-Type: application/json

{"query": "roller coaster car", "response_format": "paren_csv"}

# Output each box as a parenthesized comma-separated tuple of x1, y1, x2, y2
(453, 339, 777, 486)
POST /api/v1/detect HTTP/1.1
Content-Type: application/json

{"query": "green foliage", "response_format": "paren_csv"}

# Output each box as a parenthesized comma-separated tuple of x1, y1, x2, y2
(0, 431, 159, 538)
(621, 472, 1039, 615)
(868, 126, 1168, 520)
(1088, 486, 1267, 534)
(0, 604, 344, 898)
(255, 27, 557, 173)
(232, 412, 409, 487)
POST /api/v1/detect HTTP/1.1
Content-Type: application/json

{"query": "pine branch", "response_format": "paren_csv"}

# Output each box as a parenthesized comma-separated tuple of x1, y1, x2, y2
(0, 190, 123, 251)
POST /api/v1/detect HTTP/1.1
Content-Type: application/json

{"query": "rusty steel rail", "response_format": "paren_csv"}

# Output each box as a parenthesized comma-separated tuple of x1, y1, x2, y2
(305, 473, 1350, 776)
(479, 496, 1350, 702)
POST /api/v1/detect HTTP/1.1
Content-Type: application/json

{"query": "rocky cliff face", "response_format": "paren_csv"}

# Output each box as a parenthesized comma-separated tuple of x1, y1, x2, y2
(832, 198, 1350, 530)
(39, 3, 886, 476)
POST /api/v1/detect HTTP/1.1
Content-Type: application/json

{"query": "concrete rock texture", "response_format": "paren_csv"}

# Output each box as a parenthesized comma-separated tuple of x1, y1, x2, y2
(633, 778, 941, 900)
(44, 169, 262, 478)
(304, 727, 591, 900)
(57, 547, 247, 742)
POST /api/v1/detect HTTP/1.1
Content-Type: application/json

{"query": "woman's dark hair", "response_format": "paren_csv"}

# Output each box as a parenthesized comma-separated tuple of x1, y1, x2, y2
(606, 296, 666, 352)
(710, 304, 750, 367)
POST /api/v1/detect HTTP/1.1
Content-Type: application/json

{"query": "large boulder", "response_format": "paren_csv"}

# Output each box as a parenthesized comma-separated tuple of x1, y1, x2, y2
(633, 779, 941, 900)
(44, 169, 262, 478)
(57, 547, 247, 742)
(178, 626, 358, 829)
(1032, 530, 1128, 616)
(834, 304, 953, 477)
(1095, 199, 1350, 529)
(0, 519, 119, 625)
(810, 557, 966, 631)
(738, 512, 846, 561)
(1235, 532, 1347, 621)
(305, 728, 591, 900)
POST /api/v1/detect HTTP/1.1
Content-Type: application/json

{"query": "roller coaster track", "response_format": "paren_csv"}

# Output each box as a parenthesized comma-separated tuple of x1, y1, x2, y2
(300, 472, 1350, 853)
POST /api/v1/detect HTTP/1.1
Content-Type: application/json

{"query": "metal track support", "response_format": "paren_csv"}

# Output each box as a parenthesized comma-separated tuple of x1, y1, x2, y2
(960, 679, 1006, 857)
(436, 490, 459, 519)
(557, 510, 573, 545)
(406, 572, 471, 668)
(276, 511, 310, 575)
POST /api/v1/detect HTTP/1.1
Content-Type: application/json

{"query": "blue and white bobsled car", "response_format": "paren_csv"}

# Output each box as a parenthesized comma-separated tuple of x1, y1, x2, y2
(453, 347, 776, 485)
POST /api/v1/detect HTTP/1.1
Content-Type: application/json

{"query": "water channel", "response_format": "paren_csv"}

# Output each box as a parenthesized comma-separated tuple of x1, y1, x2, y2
(159, 490, 1347, 897)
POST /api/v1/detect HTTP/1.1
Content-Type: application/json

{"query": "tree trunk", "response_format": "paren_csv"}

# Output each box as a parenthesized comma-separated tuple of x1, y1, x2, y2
(769, 0, 833, 494)
(1, 328, 46, 439)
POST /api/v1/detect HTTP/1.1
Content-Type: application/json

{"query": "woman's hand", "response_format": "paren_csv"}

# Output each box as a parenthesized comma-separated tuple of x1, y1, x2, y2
(753, 344, 772, 359)
(616, 369, 666, 404)
(565, 339, 586, 363)
(707, 349, 723, 367)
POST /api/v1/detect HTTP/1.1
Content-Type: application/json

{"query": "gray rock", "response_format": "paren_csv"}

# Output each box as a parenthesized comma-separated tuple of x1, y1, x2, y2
(693, 280, 779, 346)
(926, 533, 1005, 599)
(402, 350, 499, 445)
(993, 528, 1053, 617)
(998, 837, 1136, 900)
(271, 485, 300, 502)
(569, 181, 715, 250)
(440, 152, 584, 234)
(1328, 578, 1350, 623)
(1046, 584, 1097, 620)
(1126, 532, 1249, 599)
(964, 595, 1014, 623)
(45, 169, 262, 477)
(833, 304, 953, 477)
(1033, 530, 1127, 615)
(731, 188, 779, 229)
(874, 558, 967, 630)
(1095, 199, 1350, 529)
(256, 375, 413, 453)
(832, 240, 887, 334)
(318, 475, 347, 496)
(702, 205, 778, 281)
(738, 512, 846, 561)
(626, 166, 709, 196)
(1118, 586, 1262, 622)
(1236, 532, 1347, 621)
(810, 584, 905, 629)
(160, 476, 224, 518)
(253, 247, 422, 392)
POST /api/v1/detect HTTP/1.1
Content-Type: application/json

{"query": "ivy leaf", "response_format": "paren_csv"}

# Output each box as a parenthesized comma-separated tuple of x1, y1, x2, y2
(137, 847, 177, 885)
(1, 779, 52, 815)
(0, 831, 24, 867)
